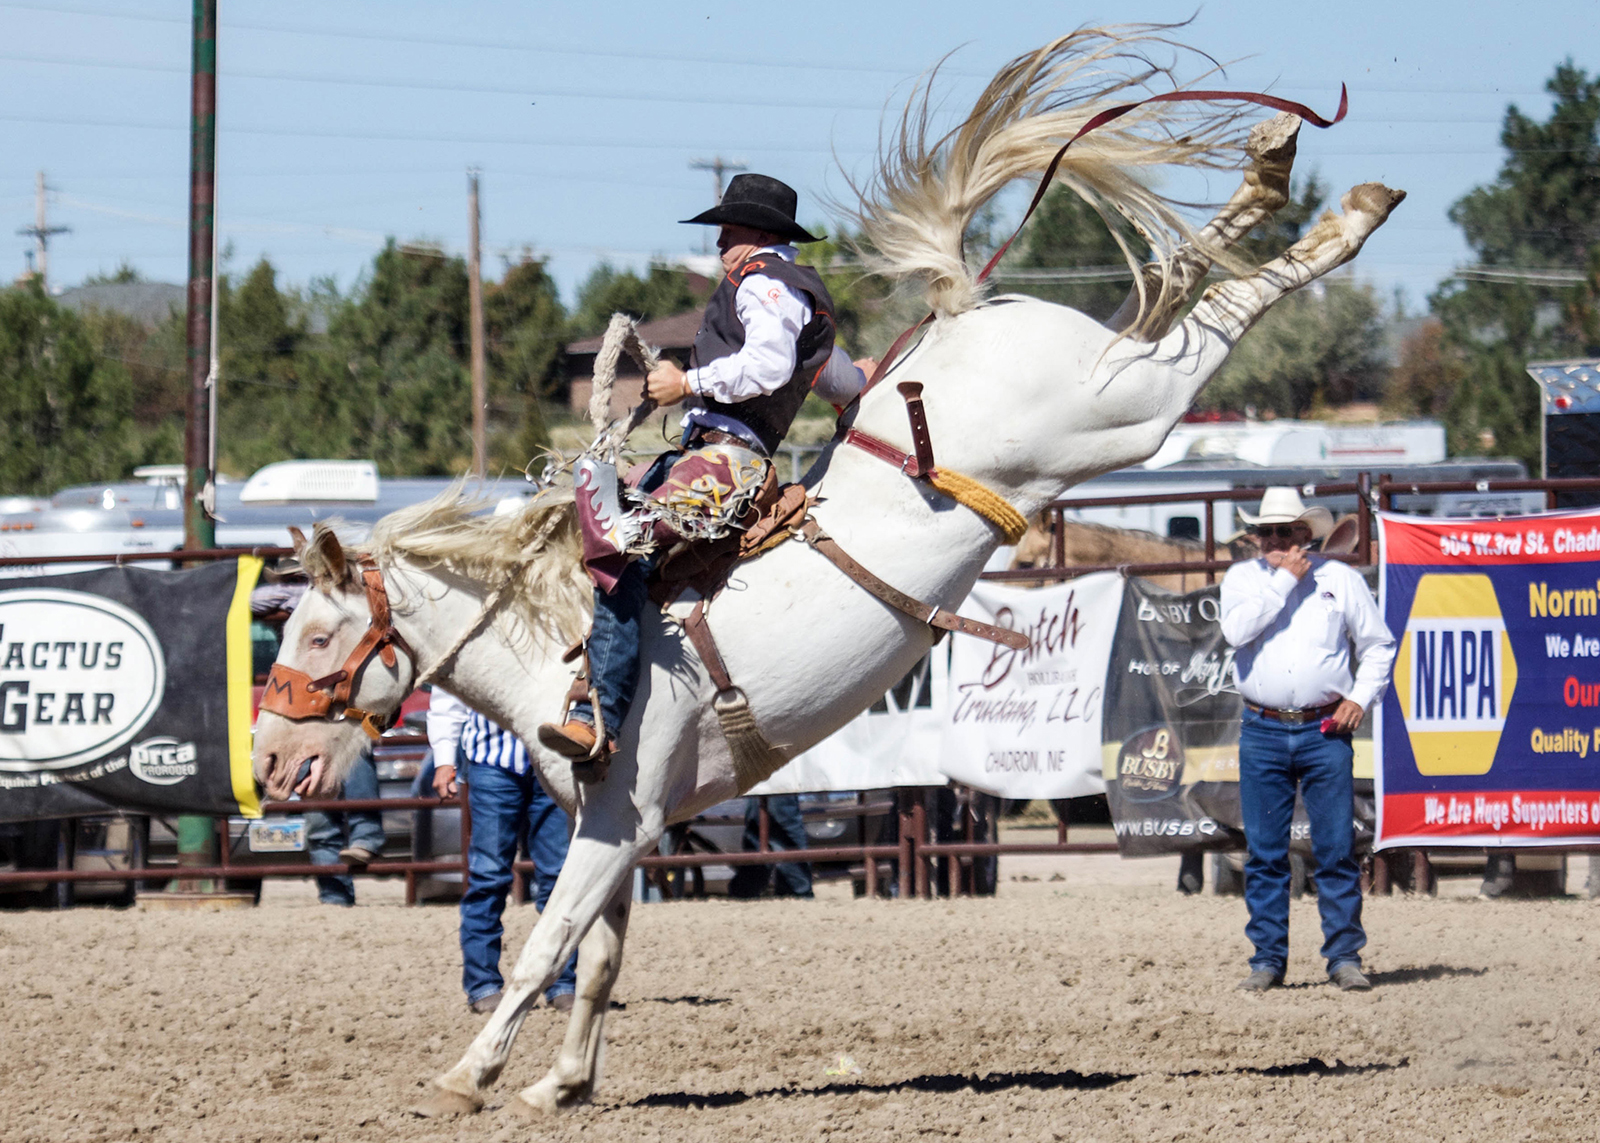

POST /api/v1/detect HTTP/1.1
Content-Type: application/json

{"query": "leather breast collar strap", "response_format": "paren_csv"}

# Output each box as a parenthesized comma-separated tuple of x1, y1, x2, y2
(796, 518, 1028, 651)
(259, 559, 418, 740)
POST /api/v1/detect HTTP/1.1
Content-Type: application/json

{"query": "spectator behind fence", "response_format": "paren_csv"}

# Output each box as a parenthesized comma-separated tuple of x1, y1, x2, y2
(726, 794, 812, 899)
(1220, 487, 1395, 993)
(427, 687, 578, 1015)
(305, 747, 386, 907)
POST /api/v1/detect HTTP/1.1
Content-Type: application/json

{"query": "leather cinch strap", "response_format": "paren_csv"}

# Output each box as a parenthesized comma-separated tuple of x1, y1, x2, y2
(798, 519, 1029, 651)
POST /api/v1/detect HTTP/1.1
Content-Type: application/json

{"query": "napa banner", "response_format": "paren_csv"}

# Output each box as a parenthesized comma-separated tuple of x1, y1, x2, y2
(1377, 508, 1600, 848)
(0, 559, 263, 822)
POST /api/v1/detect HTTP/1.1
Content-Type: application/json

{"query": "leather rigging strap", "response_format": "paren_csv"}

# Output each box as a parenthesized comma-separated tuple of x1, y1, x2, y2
(797, 518, 1029, 651)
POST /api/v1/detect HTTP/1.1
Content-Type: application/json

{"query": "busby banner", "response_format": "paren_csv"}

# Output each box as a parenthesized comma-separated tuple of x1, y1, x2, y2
(1101, 578, 1376, 857)
(1377, 508, 1600, 848)
(1101, 580, 1248, 855)
(0, 558, 263, 822)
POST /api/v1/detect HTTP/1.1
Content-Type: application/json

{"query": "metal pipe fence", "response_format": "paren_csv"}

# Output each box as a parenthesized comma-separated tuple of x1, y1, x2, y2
(10, 474, 1600, 903)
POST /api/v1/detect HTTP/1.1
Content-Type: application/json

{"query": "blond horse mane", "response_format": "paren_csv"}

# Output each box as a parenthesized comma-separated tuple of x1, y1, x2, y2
(844, 23, 1259, 319)
(362, 486, 590, 650)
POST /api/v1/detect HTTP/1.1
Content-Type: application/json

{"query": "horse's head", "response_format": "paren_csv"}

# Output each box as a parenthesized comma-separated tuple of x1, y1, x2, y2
(252, 524, 415, 802)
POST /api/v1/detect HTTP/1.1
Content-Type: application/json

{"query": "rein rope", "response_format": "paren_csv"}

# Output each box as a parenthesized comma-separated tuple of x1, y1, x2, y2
(589, 313, 662, 461)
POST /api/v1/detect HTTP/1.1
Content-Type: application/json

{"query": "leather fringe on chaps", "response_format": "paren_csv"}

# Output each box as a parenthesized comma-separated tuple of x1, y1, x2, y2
(713, 687, 788, 793)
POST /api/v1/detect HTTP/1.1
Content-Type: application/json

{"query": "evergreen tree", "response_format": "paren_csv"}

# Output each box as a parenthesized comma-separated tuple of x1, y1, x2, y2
(1431, 60, 1600, 468)
(568, 263, 700, 338)
(485, 253, 566, 461)
(0, 282, 132, 493)
(330, 241, 473, 475)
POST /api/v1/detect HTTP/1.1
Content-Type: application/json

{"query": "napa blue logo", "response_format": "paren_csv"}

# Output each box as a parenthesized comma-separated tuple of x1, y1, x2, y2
(1393, 574, 1516, 776)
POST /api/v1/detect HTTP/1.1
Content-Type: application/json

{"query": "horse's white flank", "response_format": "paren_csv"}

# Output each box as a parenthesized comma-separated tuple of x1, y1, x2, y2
(251, 28, 1404, 1119)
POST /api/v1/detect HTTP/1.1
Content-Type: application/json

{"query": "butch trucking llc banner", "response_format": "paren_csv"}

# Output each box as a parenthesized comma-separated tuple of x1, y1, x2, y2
(0, 559, 263, 822)
(1377, 508, 1600, 848)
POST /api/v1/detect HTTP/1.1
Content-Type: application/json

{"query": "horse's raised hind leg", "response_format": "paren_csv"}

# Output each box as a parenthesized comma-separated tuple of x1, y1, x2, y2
(509, 879, 632, 1116)
(1184, 181, 1407, 345)
(1107, 111, 1302, 340)
(411, 825, 654, 1117)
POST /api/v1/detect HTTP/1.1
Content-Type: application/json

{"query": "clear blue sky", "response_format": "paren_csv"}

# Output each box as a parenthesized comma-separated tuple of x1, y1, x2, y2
(2, 1, 1596, 315)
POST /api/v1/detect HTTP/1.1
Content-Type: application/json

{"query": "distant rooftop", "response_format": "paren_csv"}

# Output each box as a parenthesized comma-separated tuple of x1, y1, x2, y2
(566, 309, 703, 356)
(57, 281, 185, 327)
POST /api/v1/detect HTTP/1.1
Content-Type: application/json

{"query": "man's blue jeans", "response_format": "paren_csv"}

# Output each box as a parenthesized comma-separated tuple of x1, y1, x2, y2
(461, 762, 578, 1006)
(306, 752, 386, 907)
(1238, 708, 1365, 975)
(727, 795, 813, 899)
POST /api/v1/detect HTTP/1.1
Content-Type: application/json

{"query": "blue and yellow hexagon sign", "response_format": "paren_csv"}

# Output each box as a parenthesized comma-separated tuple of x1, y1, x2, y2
(1392, 573, 1517, 775)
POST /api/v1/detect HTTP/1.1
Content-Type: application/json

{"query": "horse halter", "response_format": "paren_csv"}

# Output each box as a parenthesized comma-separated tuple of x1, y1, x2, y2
(259, 558, 417, 740)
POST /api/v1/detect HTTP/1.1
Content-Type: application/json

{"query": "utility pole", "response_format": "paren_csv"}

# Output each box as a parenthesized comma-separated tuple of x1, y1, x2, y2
(689, 156, 746, 251)
(184, 0, 217, 555)
(16, 171, 69, 289)
(177, 0, 218, 894)
(467, 168, 487, 480)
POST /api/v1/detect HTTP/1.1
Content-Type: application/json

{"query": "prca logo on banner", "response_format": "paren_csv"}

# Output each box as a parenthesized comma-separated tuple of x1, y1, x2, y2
(0, 589, 166, 771)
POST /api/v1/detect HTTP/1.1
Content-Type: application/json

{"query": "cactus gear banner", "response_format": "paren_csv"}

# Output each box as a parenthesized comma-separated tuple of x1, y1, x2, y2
(1377, 508, 1600, 848)
(0, 558, 263, 822)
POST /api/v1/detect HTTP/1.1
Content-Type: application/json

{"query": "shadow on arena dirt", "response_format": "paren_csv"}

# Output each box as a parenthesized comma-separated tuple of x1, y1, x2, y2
(630, 1057, 1408, 1109)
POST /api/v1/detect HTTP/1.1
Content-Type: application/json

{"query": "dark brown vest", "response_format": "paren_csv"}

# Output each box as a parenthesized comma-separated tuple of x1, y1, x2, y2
(689, 253, 837, 455)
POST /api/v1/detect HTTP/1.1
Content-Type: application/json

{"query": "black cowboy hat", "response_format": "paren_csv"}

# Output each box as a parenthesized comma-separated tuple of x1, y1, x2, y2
(679, 173, 823, 244)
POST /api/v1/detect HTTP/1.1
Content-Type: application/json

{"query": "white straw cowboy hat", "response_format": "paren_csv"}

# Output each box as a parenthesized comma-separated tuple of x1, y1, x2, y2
(1238, 487, 1334, 538)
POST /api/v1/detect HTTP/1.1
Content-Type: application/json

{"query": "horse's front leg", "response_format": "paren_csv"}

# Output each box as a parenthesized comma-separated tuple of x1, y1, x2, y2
(412, 819, 657, 1117)
(1107, 111, 1302, 340)
(511, 878, 632, 1115)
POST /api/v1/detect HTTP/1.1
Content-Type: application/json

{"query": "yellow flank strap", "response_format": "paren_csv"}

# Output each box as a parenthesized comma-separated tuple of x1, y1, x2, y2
(927, 467, 1030, 545)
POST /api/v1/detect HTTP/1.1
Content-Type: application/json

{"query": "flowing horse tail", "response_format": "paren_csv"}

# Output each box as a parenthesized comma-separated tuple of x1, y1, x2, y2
(842, 23, 1263, 321)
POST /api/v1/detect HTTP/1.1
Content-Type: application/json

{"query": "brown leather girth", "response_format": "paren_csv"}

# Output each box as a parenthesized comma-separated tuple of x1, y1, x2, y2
(797, 519, 1029, 650)
(684, 600, 736, 692)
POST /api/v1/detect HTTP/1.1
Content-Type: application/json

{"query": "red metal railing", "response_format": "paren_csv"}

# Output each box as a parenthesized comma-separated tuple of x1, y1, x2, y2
(9, 475, 1600, 902)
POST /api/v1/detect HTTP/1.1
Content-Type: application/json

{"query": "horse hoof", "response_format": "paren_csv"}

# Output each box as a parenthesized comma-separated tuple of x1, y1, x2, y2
(409, 1087, 482, 1118)
(513, 1077, 589, 1116)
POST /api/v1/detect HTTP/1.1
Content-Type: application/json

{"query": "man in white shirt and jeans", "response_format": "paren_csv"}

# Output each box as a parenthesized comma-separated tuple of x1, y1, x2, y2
(1220, 488, 1395, 993)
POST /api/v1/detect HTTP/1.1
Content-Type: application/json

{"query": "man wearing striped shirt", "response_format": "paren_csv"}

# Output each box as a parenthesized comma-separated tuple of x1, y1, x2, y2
(427, 687, 578, 1014)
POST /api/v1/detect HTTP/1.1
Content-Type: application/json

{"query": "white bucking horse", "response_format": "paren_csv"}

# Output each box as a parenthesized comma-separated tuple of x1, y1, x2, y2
(251, 27, 1403, 1118)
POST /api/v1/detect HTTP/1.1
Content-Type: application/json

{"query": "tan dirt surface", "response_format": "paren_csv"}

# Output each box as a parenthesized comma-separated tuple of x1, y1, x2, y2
(3, 854, 1597, 1143)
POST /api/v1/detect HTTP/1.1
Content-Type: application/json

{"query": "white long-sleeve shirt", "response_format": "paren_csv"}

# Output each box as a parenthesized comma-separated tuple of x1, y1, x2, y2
(1219, 556, 1396, 712)
(425, 687, 529, 774)
(681, 245, 864, 447)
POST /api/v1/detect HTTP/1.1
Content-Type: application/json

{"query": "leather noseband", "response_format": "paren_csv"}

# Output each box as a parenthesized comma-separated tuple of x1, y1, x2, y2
(259, 559, 416, 740)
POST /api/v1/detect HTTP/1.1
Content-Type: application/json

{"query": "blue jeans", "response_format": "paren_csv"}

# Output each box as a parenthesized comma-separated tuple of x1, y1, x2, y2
(306, 752, 386, 907)
(571, 452, 677, 736)
(461, 762, 578, 1005)
(1238, 709, 1365, 975)
(728, 795, 813, 898)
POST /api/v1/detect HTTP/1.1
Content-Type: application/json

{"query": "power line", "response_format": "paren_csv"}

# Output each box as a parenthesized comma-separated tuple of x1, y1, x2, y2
(0, 111, 852, 154)
(0, 1, 930, 79)
(0, 50, 888, 112)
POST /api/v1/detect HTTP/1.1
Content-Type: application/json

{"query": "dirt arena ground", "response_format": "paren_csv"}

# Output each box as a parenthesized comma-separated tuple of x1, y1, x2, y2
(4, 843, 1597, 1143)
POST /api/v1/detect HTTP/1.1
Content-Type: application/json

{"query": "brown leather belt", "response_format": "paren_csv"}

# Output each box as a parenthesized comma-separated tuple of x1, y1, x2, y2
(686, 428, 764, 453)
(1245, 700, 1341, 725)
